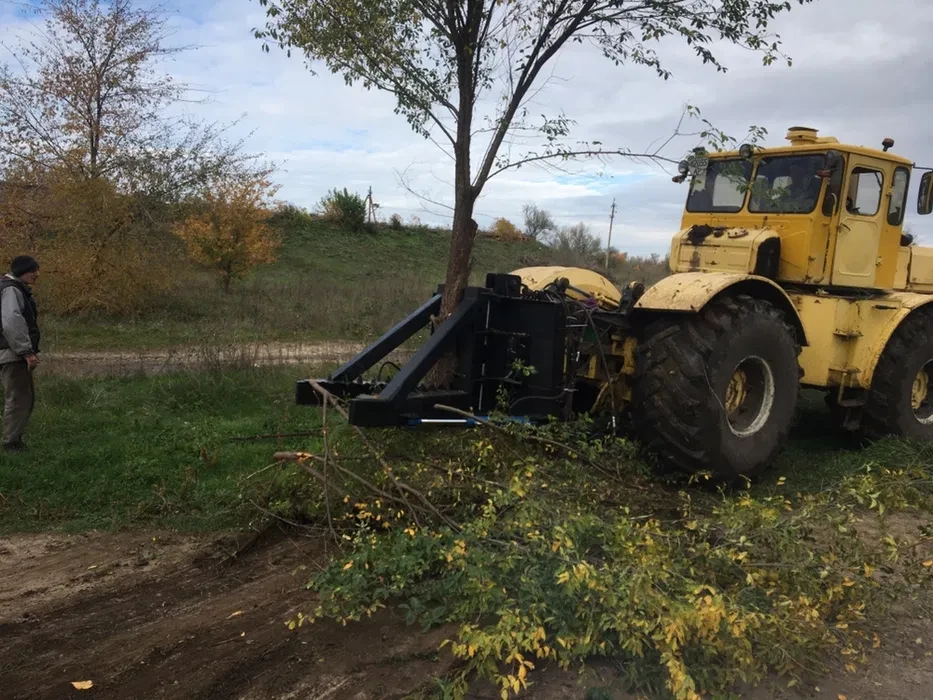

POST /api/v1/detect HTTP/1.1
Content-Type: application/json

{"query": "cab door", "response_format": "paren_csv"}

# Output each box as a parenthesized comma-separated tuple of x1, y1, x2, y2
(831, 158, 889, 288)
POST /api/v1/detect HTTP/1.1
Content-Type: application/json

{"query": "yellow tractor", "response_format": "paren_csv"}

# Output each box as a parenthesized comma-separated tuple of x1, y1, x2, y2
(301, 127, 933, 478)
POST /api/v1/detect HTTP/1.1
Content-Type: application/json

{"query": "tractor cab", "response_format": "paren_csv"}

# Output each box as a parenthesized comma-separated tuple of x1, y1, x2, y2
(670, 127, 930, 292)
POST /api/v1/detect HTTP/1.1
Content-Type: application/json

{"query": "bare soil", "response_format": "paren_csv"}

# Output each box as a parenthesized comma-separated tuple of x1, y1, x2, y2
(1, 529, 931, 700)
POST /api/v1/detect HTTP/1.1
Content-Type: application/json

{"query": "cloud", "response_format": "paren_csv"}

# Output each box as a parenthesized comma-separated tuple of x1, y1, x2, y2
(5, 0, 933, 256)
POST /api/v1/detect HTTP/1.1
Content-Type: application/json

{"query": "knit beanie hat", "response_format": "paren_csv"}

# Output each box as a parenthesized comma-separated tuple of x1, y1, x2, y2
(10, 256, 39, 278)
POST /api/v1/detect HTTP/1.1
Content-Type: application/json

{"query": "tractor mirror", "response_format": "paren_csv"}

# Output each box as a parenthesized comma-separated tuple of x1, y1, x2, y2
(818, 150, 844, 178)
(919, 172, 933, 215)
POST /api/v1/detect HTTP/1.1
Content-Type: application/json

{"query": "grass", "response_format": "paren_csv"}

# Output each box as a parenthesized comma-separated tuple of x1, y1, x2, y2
(42, 220, 559, 352)
(0, 367, 325, 533)
(0, 364, 924, 536)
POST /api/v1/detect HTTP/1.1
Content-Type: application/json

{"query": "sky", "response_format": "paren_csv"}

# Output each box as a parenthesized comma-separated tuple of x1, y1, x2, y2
(3, 0, 933, 254)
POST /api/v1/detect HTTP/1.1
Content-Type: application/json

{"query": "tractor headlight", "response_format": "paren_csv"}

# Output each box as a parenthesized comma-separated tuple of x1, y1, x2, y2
(678, 160, 690, 177)
(739, 143, 755, 160)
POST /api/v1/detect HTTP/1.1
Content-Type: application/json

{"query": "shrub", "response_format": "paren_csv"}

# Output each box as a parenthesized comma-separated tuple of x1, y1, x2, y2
(174, 173, 281, 291)
(548, 222, 603, 267)
(273, 419, 933, 700)
(267, 203, 316, 237)
(319, 188, 367, 231)
(610, 251, 670, 287)
(490, 217, 524, 241)
(0, 170, 173, 314)
(389, 213, 404, 230)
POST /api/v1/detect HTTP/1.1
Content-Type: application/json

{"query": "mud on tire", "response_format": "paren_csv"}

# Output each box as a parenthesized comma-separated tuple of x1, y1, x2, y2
(633, 295, 801, 480)
(862, 311, 933, 441)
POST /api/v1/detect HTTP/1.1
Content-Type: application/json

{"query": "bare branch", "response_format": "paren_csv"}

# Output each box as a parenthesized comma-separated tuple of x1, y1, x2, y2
(487, 149, 679, 182)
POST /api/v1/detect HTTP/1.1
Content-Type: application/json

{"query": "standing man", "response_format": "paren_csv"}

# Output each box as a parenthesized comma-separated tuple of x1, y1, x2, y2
(0, 256, 40, 452)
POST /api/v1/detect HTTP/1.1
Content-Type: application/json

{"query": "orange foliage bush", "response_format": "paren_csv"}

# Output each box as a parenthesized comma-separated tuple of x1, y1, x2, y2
(174, 175, 281, 291)
(489, 217, 525, 241)
(0, 171, 173, 315)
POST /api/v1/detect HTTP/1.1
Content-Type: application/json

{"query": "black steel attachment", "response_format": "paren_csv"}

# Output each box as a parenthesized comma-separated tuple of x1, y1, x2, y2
(296, 274, 571, 426)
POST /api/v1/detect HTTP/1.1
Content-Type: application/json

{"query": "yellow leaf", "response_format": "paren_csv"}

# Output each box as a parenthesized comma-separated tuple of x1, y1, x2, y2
(863, 563, 874, 577)
(227, 610, 244, 619)
(556, 571, 570, 584)
(286, 620, 296, 631)
(873, 633, 881, 648)
(71, 681, 94, 691)
(684, 521, 698, 531)
(838, 694, 848, 700)
(343, 561, 354, 570)
(922, 560, 933, 568)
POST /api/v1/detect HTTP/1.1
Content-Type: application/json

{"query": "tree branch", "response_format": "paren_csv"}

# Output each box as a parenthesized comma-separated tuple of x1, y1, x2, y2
(486, 148, 678, 182)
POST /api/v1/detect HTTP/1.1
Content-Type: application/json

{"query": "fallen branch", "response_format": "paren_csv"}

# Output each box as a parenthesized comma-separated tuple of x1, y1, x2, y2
(433, 403, 626, 483)
(230, 430, 322, 443)
(306, 379, 461, 532)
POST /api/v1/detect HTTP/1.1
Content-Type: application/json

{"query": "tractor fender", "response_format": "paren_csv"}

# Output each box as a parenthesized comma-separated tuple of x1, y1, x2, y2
(634, 272, 808, 345)
(858, 292, 933, 388)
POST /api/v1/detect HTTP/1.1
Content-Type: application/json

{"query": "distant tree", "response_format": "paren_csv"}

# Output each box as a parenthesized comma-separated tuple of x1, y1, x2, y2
(256, 0, 813, 385)
(523, 204, 555, 241)
(0, 0, 258, 198)
(549, 222, 603, 267)
(174, 174, 281, 292)
(0, 0, 269, 312)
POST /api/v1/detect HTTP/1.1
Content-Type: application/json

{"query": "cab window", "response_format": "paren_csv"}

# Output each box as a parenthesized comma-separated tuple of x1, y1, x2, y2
(748, 155, 824, 214)
(685, 158, 752, 213)
(846, 167, 883, 217)
(887, 167, 909, 226)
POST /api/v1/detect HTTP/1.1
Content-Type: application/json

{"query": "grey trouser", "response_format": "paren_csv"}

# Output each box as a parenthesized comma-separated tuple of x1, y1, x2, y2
(1, 360, 34, 446)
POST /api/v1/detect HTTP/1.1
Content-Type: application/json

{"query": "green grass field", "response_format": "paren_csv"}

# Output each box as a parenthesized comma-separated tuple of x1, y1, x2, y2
(42, 220, 558, 352)
(0, 367, 326, 532)
(0, 366, 923, 534)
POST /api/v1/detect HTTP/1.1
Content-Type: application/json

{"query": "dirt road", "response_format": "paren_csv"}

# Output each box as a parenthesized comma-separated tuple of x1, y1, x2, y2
(2, 529, 931, 700)
(41, 342, 412, 378)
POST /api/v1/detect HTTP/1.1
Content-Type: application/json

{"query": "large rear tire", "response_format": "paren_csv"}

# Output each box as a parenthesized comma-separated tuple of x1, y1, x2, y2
(863, 311, 933, 441)
(633, 295, 801, 480)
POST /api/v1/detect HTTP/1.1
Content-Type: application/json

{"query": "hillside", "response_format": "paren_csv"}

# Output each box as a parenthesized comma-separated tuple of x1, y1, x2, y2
(43, 219, 561, 351)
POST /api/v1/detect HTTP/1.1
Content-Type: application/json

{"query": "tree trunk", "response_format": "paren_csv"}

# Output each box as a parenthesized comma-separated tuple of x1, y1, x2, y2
(426, 0, 483, 388)
(426, 146, 476, 387)
(441, 171, 477, 320)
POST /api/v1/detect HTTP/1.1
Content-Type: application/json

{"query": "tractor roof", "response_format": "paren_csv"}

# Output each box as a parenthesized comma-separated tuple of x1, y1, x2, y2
(710, 127, 914, 167)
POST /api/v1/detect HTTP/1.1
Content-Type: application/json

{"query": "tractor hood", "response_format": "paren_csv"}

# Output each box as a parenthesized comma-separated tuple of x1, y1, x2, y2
(669, 225, 781, 279)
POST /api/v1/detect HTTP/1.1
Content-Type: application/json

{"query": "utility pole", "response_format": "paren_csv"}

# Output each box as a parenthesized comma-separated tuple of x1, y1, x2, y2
(605, 198, 617, 270)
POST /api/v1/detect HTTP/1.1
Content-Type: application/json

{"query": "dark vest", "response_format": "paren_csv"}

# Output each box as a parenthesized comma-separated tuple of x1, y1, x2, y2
(0, 277, 40, 354)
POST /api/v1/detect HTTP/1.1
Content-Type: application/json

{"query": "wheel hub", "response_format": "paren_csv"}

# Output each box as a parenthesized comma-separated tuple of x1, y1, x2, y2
(725, 369, 749, 415)
(912, 363, 933, 425)
(912, 369, 929, 410)
(724, 356, 776, 438)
